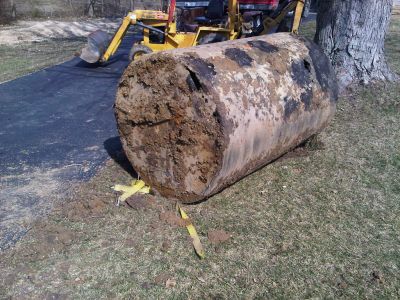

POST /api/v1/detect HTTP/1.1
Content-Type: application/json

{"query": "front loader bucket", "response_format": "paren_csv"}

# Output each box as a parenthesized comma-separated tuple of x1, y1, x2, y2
(80, 30, 110, 63)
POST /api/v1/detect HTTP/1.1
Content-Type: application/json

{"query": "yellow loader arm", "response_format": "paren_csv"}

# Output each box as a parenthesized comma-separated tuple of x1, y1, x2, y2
(102, 13, 134, 62)
(103, 10, 169, 62)
(80, 10, 169, 64)
(262, 0, 305, 34)
(79, 2, 304, 64)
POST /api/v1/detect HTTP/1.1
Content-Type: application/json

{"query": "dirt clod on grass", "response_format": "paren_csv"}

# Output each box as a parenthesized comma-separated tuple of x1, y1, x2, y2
(207, 229, 231, 245)
(159, 211, 190, 227)
(154, 272, 169, 285)
(62, 197, 108, 220)
(161, 239, 172, 252)
(19, 222, 75, 261)
(370, 271, 385, 284)
(125, 194, 156, 210)
(165, 278, 177, 288)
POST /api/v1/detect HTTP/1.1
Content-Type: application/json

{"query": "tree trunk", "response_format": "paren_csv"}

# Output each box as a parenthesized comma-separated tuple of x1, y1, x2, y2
(0, 0, 12, 23)
(315, 0, 398, 89)
(303, 0, 311, 18)
(86, 0, 95, 16)
(11, 1, 16, 19)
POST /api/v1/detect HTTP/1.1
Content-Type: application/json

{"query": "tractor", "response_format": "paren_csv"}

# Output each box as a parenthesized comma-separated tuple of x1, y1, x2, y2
(80, 0, 305, 63)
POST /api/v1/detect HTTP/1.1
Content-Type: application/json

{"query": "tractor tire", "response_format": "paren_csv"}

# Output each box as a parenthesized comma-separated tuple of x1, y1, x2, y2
(129, 45, 153, 61)
(197, 33, 228, 45)
(276, 17, 292, 32)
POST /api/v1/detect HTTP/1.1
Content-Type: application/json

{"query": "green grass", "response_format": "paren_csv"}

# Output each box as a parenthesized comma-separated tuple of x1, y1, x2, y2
(0, 37, 86, 83)
(299, 17, 316, 39)
(386, 8, 400, 72)
(1, 15, 400, 299)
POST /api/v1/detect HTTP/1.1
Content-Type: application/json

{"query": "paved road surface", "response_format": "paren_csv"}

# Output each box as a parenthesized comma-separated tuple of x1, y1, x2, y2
(0, 33, 137, 250)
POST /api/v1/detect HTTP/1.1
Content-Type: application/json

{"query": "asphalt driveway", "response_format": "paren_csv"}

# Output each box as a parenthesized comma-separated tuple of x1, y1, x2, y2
(0, 32, 137, 250)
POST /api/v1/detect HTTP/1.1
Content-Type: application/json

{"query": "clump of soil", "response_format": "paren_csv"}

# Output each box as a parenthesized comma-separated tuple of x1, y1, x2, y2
(207, 229, 231, 244)
(159, 211, 190, 227)
(19, 222, 76, 261)
(370, 271, 385, 284)
(154, 272, 172, 286)
(125, 194, 156, 210)
(161, 239, 172, 252)
(62, 197, 108, 220)
(304, 134, 325, 151)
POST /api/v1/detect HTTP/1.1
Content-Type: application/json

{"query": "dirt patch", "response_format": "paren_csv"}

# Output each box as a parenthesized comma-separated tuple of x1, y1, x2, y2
(125, 194, 156, 210)
(0, 165, 79, 251)
(159, 211, 190, 227)
(370, 271, 385, 284)
(62, 196, 109, 220)
(207, 229, 231, 244)
(154, 272, 171, 286)
(0, 19, 119, 45)
(161, 239, 172, 252)
(20, 222, 76, 261)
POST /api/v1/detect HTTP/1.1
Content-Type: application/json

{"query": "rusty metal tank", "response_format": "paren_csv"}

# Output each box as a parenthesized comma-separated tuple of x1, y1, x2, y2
(115, 33, 338, 203)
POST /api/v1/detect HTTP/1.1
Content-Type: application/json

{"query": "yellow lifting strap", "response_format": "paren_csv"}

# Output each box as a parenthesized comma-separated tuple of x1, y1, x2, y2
(179, 206, 205, 259)
(112, 179, 150, 204)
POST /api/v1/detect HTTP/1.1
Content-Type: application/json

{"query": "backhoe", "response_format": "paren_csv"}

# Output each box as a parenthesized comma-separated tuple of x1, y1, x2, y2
(80, 0, 305, 63)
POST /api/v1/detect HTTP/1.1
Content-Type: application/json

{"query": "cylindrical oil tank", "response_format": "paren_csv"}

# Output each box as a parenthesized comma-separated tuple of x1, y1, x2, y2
(115, 33, 338, 203)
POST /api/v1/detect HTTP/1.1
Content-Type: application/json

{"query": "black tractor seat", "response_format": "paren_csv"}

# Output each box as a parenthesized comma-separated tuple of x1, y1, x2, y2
(242, 11, 263, 22)
(194, 0, 225, 25)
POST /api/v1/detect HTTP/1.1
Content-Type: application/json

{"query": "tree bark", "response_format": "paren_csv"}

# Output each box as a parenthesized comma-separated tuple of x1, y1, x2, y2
(0, 0, 12, 23)
(86, 0, 96, 16)
(10, 0, 16, 18)
(315, 0, 398, 89)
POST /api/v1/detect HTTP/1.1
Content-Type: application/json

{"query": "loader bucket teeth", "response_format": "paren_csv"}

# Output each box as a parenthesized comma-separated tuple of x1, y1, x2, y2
(80, 30, 110, 63)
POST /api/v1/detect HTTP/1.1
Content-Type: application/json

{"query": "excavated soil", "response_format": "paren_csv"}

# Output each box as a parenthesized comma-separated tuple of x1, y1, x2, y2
(207, 229, 231, 245)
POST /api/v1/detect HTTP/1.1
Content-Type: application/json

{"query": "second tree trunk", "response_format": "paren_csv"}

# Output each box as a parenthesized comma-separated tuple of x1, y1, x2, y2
(315, 0, 397, 89)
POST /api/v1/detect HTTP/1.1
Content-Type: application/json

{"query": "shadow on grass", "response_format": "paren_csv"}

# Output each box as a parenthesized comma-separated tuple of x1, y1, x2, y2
(103, 136, 137, 178)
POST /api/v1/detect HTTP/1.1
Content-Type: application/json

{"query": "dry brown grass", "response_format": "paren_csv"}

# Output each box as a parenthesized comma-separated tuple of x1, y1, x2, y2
(0, 37, 86, 83)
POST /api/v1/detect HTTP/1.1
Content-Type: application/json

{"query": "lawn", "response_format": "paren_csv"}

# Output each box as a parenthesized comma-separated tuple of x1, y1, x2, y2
(0, 37, 86, 83)
(0, 12, 399, 299)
